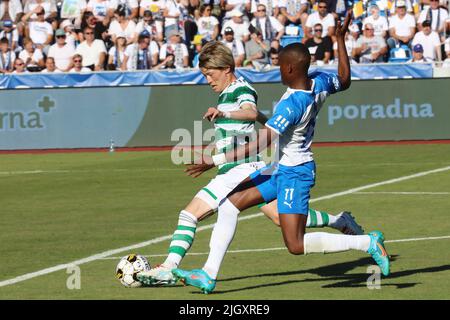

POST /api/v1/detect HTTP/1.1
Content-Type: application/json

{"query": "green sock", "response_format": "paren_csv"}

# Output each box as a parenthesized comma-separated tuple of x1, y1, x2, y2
(307, 209, 336, 228)
(164, 210, 197, 268)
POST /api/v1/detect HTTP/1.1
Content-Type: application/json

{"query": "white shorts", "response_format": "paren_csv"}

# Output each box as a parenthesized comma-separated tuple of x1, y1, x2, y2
(195, 161, 267, 210)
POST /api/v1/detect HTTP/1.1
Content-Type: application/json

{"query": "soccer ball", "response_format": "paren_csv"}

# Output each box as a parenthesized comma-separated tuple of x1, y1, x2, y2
(115, 254, 151, 288)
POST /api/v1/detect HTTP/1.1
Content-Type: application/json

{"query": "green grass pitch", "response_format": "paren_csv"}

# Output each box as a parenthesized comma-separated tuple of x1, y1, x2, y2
(0, 143, 449, 299)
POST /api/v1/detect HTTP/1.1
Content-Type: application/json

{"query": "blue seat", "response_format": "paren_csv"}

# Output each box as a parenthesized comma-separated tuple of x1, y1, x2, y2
(388, 45, 412, 63)
(280, 25, 304, 47)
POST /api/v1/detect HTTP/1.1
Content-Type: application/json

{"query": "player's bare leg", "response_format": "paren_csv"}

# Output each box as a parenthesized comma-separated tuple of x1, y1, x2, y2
(261, 200, 364, 235)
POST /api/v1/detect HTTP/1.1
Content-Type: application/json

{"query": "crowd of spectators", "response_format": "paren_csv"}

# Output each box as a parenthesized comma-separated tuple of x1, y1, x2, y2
(0, 0, 450, 74)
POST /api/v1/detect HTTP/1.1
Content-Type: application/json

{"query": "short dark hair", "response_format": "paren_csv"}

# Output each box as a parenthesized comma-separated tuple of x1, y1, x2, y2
(270, 47, 279, 55)
(0, 37, 9, 45)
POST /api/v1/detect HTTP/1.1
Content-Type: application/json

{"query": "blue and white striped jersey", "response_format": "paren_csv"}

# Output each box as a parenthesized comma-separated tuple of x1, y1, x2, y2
(266, 71, 342, 166)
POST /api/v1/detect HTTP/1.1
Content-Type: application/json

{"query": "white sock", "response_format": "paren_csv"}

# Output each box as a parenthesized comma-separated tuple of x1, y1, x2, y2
(164, 210, 198, 268)
(202, 199, 240, 279)
(304, 232, 371, 254)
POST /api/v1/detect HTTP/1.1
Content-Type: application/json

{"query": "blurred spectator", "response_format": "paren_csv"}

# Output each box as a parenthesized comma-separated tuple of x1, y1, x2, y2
(135, 10, 164, 44)
(244, 29, 271, 70)
(222, 0, 250, 21)
(191, 34, 206, 67)
(60, 19, 78, 48)
(407, 44, 431, 62)
(0, 0, 24, 25)
(12, 57, 27, 73)
(202, 0, 221, 18)
(81, 11, 110, 40)
(109, 4, 137, 44)
(305, 23, 332, 65)
(387, 0, 416, 49)
(0, 20, 19, 52)
(48, 29, 76, 72)
(305, 1, 335, 39)
(221, 26, 245, 67)
(250, 0, 278, 17)
(412, 20, 442, 61)
(107, 32, 127, 69)
(269, 47, 279, 66)
(159, 30, 189, 69)
(250, 4, 284, 45)
(163, 0, 183, 40)
(22, 7, 53, 54)
(86, 0, 115, 23)
(139, 0, 166, 22)
(196, 4, 219, 41)
(60, 0, 87, 26)
(278, 0, 309, 27)
(112, 0, 139, 20)
(0, 36, 15, 73)
(123, 31, 159, 70)
(417, 0, 448, 40)
(221, 9, 250, 43)
(23, 0, 58, 29)
(75, 26, 107, 70)
(389, 0, 414, 14)
(362, 4, 388, 38)
(41, 56, 62, 72)
(69, 53, 92, 71)
(353, 23, 387, 63)
(154, 53, 176, 69)
(335, 23, 359, 63)
(19, 37, 45, 68)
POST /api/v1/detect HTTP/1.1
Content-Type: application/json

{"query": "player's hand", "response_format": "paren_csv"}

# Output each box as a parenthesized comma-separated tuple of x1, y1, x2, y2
(184, 152, 214, 178)
(203, 107, 222, 122)
(336, 9, 352, 40)
(184, 162, 214, 178)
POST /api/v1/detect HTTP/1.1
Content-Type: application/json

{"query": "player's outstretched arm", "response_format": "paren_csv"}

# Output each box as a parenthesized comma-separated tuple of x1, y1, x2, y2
(203, 103, 258, 122)
(336, 9, 353, 91)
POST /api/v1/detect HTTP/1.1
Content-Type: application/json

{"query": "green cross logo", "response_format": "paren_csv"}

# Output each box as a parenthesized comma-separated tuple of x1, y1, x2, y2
(38, 96, 55, 113)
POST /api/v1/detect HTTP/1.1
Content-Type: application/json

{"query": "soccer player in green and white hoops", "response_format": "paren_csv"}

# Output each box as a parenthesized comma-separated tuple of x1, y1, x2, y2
(137, 41, 363, 286)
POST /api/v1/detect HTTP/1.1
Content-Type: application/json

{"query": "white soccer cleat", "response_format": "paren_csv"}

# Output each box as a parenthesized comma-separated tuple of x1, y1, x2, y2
(336, 211, 365, 235)
(137, 264, 177, 286)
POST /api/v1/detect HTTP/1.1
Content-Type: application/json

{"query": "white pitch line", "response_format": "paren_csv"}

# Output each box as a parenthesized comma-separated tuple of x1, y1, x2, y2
(355, 192, 450, 195)
(0, 165, 449, 288)
(100, 235, 450, 260)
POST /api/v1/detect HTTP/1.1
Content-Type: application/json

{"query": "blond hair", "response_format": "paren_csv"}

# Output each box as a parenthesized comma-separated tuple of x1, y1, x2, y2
(199, 41, 235, 71)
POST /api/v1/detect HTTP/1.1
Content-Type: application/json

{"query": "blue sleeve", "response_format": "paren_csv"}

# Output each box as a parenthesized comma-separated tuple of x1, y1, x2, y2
(265, 99, 301, 135)
(316, 72, 342, 95)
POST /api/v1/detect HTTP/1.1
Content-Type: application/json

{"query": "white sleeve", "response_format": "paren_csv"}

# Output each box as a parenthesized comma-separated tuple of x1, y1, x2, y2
(159, 45, 167, 60)
(270, 16, 284, 32)
(181, 43, 188, 57)
(124, 45, 133, 57)
(150, 41, 159, 56)
(97, 40, 107, 53)
(129, 0, 139, 8)
(417, 10, 426, 23)
(46, 23, 53, 35)
(236, 40, 245, 56)
(305, 15, 314, 28)
(34, 49, 44, 61)
(18, 50, 26, 61)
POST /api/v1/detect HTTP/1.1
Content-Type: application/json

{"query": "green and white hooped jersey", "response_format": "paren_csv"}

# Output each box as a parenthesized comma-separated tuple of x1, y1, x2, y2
(215, 77, 259, 175)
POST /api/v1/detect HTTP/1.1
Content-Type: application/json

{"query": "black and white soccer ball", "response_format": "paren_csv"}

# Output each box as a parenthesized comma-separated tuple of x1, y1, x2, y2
(115, 254, 151, 287)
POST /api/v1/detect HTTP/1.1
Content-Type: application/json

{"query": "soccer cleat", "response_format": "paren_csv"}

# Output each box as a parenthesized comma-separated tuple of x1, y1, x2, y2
(367, 231, 390, 276)
(336, 211, 365, 235)
(136, 264, 177, 286)
(172, 268, 216, 294)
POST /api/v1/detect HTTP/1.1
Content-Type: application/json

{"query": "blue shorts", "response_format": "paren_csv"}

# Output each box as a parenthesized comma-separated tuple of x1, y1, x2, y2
(249, 161, 316, 215)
